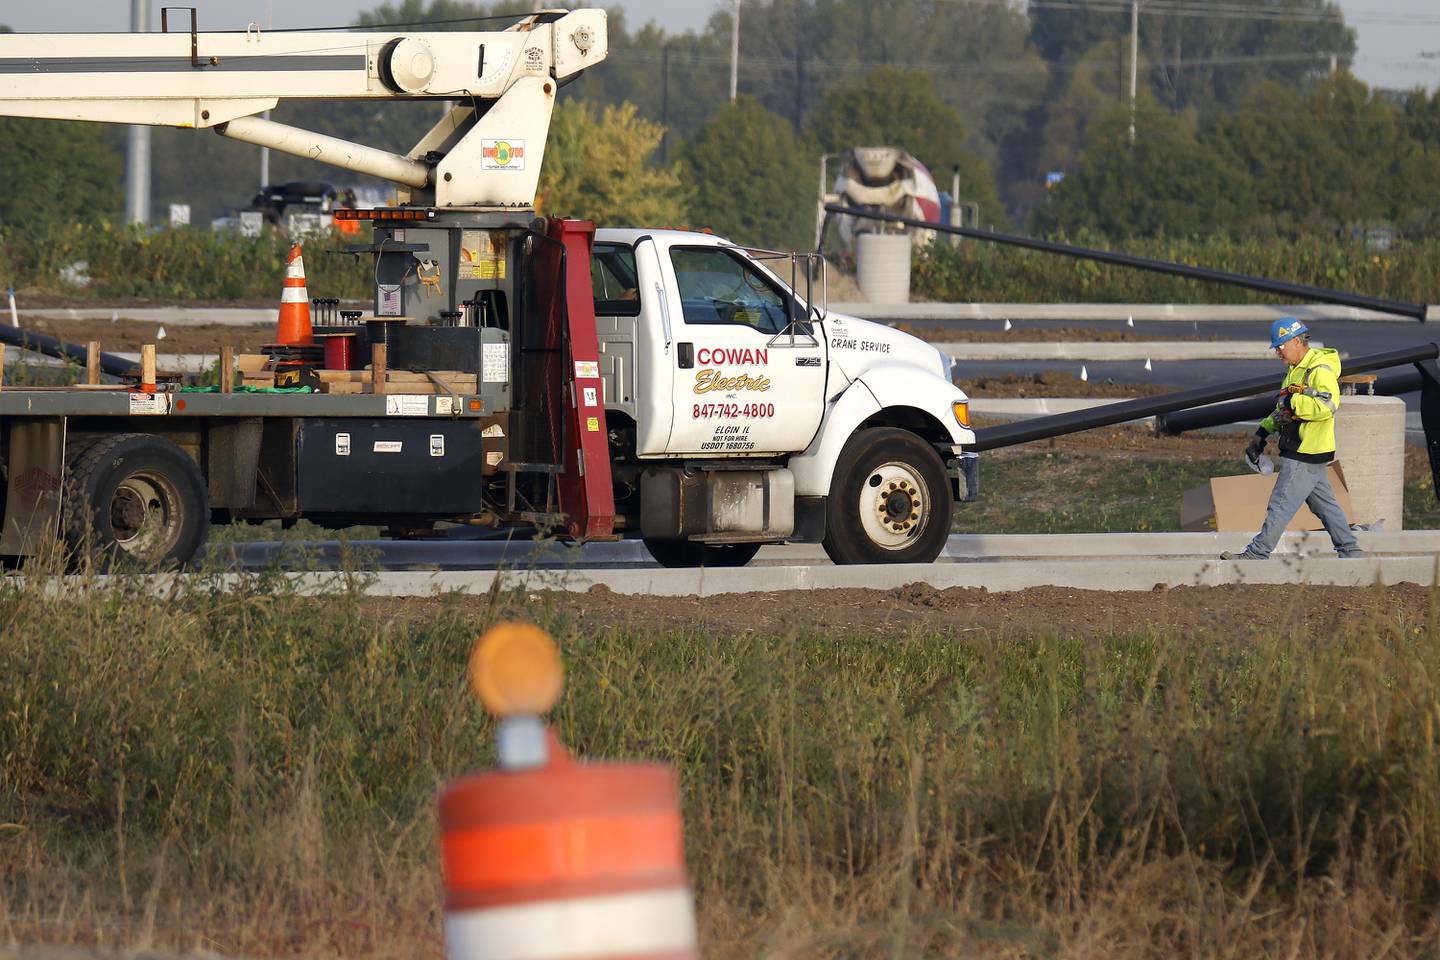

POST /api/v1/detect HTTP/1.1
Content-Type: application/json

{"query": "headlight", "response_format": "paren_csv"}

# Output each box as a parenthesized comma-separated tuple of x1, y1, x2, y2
(952, 401, 971, 428)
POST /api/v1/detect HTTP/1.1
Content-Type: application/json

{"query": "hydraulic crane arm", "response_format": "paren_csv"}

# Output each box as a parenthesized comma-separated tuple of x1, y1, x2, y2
(0, 9, 608, 208)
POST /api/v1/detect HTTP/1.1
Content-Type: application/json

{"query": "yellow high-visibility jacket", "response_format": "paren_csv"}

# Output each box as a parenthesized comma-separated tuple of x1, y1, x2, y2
(1258, 346, 1341, 463)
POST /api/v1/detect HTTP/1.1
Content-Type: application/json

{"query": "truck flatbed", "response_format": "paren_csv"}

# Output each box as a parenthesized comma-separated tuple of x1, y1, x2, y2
(0, 389, 490, 418)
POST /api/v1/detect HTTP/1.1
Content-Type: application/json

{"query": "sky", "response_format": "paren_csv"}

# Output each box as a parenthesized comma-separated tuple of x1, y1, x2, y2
(2, 1, 1436, 92)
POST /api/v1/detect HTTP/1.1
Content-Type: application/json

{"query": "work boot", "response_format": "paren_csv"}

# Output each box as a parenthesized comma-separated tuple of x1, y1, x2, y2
(1220, 550, 1265, 560)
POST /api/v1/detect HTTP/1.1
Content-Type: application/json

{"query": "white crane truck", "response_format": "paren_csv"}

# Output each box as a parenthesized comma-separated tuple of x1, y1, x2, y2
(0, 8, 977, 568)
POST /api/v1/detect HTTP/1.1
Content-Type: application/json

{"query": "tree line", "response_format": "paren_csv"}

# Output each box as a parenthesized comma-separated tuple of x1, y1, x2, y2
(3, 1, 1439, 254)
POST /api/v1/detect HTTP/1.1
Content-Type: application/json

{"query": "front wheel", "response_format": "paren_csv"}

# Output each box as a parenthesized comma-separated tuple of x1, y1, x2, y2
(822, 428, 952, 565)
(642, 538, 762, 569)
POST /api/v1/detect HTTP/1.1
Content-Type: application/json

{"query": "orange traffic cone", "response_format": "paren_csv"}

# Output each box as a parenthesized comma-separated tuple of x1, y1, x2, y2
(276, 243, 313, 345)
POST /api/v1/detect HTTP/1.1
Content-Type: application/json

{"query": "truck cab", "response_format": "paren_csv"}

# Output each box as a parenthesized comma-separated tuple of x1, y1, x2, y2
(0, 13, 979, 570)
(591, 229, 978, 566)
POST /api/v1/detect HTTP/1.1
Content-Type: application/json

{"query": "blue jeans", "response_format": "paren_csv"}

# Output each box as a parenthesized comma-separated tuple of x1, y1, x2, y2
(1245, 457, 1362, 558)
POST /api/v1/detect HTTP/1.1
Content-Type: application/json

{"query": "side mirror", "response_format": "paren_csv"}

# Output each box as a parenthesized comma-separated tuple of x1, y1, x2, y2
(809, 255, 828, 323)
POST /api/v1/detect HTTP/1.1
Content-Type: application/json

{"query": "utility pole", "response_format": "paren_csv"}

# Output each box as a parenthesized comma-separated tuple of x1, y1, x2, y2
(259, 0, 273, 192)
(729, 0, 740, 102)
(124, 0, 151, 225)
(1128, 0, 1139, 144)
(660, 42, 670, 160)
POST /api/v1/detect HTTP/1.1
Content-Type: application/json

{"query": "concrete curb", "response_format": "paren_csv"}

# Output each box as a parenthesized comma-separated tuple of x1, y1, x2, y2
(35, 555, 1439, 598)
(276, 554, 1440, 596)
(937, 340, 1298, 361)
(833, 303, 1413, 324)
(16, 307, 283, 325)
(224, 530, 1440, 572)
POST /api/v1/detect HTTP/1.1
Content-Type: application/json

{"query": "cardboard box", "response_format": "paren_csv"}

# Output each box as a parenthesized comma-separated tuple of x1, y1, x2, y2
(1181, 464, 1353, 532)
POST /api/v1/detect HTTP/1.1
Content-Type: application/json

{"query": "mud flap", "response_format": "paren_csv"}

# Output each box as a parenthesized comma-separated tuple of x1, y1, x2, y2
(1416, 360, 1440, 503)
(0, 417, 66, 555)
(947, 451, 980, 503)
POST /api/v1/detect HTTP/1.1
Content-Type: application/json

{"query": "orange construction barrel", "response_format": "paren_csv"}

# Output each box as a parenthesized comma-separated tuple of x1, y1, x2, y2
(438, 747, 696, 960)
(439, 622, 697, 960)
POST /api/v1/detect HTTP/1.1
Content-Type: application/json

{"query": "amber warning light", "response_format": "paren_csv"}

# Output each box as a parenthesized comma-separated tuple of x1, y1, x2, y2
(467, 622, 564, 771)
(333, 208, 435, 222)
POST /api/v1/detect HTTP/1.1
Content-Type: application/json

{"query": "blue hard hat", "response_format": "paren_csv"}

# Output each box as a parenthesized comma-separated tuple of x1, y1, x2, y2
(1270, 317, 1308, 349)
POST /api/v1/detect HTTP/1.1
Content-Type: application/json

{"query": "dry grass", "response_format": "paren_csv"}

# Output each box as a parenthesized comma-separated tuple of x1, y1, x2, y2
(3, 562, 1440, 958)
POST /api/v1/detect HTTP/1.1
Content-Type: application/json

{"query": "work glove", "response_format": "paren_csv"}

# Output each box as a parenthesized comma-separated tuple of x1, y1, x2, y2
(1272, 394, 1295, 427)
(1245, 433, 1267, 467)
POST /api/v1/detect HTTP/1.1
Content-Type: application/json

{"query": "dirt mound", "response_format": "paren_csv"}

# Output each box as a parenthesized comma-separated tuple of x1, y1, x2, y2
(395, 581, 1427, 645)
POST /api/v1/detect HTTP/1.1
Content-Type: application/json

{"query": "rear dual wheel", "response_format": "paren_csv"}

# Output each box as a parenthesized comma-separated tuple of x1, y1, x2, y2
(63, 433, 210, 569)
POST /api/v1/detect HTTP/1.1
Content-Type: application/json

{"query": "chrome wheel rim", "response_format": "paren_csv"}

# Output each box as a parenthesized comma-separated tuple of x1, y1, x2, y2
(108, 472, 181, 558)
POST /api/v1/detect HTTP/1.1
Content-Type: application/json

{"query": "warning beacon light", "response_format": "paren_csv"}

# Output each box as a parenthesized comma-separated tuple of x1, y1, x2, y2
(468, 621, 565, 769)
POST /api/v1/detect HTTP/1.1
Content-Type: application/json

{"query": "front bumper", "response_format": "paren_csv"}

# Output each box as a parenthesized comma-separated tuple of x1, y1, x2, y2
(947, 451, 980, 503)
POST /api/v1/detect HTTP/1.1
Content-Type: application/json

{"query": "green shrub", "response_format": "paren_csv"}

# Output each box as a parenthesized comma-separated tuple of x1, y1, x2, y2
(0, 223, 372, 300)
(914, 233, 1439, 305)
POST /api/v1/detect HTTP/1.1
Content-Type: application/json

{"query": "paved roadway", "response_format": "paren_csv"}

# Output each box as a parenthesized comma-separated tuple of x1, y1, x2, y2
(223, 530, 1440, 571)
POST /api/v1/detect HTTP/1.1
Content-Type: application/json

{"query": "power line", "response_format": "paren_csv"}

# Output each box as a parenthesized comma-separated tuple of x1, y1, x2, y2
(625, 47, 1340, 76)
(935, 0, 1440, 27)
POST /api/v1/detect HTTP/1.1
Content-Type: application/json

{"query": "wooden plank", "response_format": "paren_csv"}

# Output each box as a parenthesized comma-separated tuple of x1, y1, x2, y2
(322, 381, 364, 395)
(0, 342, 6, 392)
(333, 381, 445, 396)
(86, 341, 101, 385)
(141, 344, 157, 388)
(327, 381, 459, 396)
(220, 345, 235, 393)
(370, 344, 387, 396)
(317, 369, 477, 386)
(237, 353, 270, 374)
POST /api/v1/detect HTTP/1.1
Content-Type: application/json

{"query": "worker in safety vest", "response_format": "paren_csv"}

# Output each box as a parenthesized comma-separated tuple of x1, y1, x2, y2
(1221, 318, 1363, 560)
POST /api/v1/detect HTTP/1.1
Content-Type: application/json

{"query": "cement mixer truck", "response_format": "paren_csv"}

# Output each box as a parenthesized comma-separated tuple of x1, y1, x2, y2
(824, 147, 943, 253)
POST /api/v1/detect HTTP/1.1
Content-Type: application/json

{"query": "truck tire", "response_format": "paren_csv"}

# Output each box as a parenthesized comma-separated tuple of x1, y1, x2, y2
(63, 433, 210, 569)
(822, 428, 952, 565)
(642, 537, 761, 569)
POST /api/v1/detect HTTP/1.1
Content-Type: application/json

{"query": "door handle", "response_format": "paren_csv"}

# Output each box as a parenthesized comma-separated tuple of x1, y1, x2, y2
(653, 281, 673, 352)
(677, 342, 694, 369)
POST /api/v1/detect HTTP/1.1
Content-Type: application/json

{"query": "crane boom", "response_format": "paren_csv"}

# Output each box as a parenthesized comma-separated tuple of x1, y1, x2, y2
(0, 9, 609, 208)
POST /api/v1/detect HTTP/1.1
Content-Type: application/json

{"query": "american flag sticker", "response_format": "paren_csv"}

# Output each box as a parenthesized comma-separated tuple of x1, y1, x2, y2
(481, 139, 526, 170)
